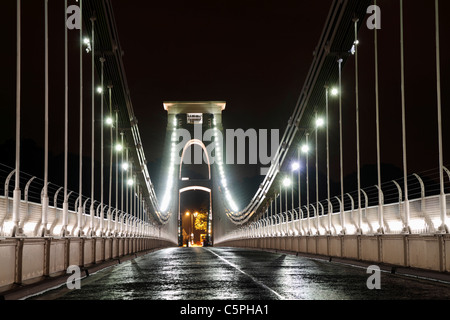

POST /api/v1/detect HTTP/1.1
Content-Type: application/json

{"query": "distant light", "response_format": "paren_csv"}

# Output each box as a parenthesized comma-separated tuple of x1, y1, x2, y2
(83, 38, 91, 53)
(122, 162, 129, 171)
(185, 211, 190, 216)
(301, 144, 309, 154)
(331, 88, 339, 96)
(97, 87, 103, 94)
(354, 40, 360, 45)
(127, 178, 134, 186)
(105, 117, 113, 125)
(115, 143, 123, 152)
(316, 118, 324, 128)
(291, 162, 300, 171)
(283, 177, 291, 187)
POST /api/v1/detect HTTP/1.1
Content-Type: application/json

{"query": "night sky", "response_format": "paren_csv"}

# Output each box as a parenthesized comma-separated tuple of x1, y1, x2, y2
(0, 0, 449, 213)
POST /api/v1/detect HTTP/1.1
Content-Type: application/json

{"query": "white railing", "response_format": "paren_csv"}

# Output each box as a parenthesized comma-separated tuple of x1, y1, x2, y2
(217, 194, 449, 243)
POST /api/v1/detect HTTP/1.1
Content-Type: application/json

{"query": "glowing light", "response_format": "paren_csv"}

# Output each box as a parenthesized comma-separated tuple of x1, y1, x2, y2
(83, 38, 92, 53)
(283, 177, 291, 187)
(105, 117, 113, 125)
(97, 87, 103, 94)
(301, 144, 309, 154)
(115, 143, 123, 152)
(291, 162, 300, 171)
(122, 162, 129, 171)
(127, 178, 134, 186)
(331, 88, 339, 96)
(316, 117, 324, 128)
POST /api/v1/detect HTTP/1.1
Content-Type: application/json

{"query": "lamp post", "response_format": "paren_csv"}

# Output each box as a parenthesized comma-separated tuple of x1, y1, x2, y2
(41, 0, 49, 236)
(326, 86, 339, 234)
(89, 14, 97, 237)
(373, 0, 384, 234)
(315, 112, 324, 234)
(120, 132, 125, 234)
(338, 57, 345, 234)
(99, 57, 105, 236)
(62, 0, 69, 236)
(302, 135, 310, 234)
(435, 0, 447, 233)
(192, 212, 198, 245)
(12, 0, 22, 237)
(283, 177, 291, 235)
(107, 85, 113, 235)
(291, 162, 300, 217)
(115, 108, 119, 235)
(297, 147, 303, 234)
(77, 0, 84, 237)
(399, 0, 411, 233)
(185, 211, 190, 245)
(125, 149, 130, 229)
(353, 17, 363, 234)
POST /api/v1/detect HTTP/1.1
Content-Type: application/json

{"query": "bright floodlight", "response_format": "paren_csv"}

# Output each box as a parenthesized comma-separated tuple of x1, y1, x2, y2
(122, 162, 129, 171)
(105, 117, 113, 125)
(283, 177, 291, 187)
(331, 88, 339, 96)
(316, 117, 324, 128)
(291, 162, 300, 171)
(97, 87, 103, 94)
(115, 143, 123, 152)
(301, 144, 309, 154)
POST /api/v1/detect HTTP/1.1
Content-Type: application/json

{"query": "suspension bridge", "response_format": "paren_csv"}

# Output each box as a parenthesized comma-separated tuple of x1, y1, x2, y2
(0, 0, 449, 301)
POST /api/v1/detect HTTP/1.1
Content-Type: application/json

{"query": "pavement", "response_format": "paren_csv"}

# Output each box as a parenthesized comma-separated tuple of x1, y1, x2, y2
(23, 246, 450, 301)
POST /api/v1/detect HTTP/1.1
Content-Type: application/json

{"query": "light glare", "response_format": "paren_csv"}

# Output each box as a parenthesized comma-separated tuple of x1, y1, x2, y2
(291, 162, 300, 171)
(115, 144, 123, 152)
(316, 118, 324, 128)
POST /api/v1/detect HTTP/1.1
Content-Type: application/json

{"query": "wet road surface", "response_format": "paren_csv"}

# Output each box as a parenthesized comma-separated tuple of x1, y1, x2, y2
(29, 247, 450, 300)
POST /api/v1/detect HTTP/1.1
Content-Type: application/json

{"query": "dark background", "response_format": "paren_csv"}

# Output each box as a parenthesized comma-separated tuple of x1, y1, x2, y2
(0, 0, 449, 213)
